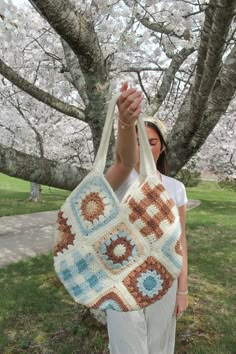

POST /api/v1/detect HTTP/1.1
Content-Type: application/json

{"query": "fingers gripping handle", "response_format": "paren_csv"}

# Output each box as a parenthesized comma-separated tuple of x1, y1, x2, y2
(94, 94, 157, 178)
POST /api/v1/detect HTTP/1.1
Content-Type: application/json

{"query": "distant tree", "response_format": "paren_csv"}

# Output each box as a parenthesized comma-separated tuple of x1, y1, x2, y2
(195, 110, 236, 178)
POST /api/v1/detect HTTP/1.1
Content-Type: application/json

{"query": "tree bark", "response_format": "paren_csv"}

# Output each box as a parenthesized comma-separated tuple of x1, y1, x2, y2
(29, 182, 42, 202)
(191, 0, 235, 124)
(30, 0, 112, 155)
(0, 144, 89, 190)
(166, 0, 236, 175)
(61, 39, 89, 107)
(149, 47, 195, 115)
(30, 0, 108, 87)
(168, 44, 236, 175)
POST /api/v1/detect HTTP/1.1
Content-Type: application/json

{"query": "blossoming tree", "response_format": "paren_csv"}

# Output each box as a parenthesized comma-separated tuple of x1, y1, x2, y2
(0, 0, 235, 190)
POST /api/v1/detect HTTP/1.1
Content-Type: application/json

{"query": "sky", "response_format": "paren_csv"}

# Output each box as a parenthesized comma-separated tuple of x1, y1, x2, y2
(12, 0, 26, 6)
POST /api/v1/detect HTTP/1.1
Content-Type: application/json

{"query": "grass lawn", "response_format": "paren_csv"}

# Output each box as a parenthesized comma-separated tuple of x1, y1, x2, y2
(0, 173, 69, 217)
(0, 175, 235, 353)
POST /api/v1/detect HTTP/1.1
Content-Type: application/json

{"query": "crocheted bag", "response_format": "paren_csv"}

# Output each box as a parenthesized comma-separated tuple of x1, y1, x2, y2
(53, 93, 183, 312)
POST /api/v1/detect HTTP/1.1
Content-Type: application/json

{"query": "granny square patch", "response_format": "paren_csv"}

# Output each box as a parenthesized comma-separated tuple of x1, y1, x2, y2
(54, 211, 75, 256)
(69, 176, 119, 236)
(93, 222, 144, 274)
(161, 223, 183, 271)
(123, 256, 174, 307)
(55, 249, 109, 304)
(126, 181, 175, 241)
(88, 289, 130, 311)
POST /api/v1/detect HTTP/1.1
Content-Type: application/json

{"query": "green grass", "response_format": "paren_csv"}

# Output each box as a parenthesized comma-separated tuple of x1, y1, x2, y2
(0, 177, 236, 353)
(0, 255, 107, 354)
(0, 173, 69, 216)
(182, 181, 236, 353)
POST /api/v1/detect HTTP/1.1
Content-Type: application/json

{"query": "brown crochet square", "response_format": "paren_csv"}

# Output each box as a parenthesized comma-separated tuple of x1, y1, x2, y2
(54, 211, 75, 256)
(123, 256, 174, 307)
(89, 289, 130, 311)
(128, 182, 175, 240)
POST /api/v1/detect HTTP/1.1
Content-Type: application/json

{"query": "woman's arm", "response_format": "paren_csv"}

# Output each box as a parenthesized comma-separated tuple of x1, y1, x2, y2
(174, 204, 189, 317)
(106, 82, 143, 191)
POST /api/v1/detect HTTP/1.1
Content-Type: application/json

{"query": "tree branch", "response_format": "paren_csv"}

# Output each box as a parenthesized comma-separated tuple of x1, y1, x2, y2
(191, 0, 236, 124)
(168, 44, 236, 175)
(137, 72, 150, 103)
(191, 44, 236, 149)
(61, 39, 89, 107)
(122, 0, 192, 40)
(30, 0, 112, 152)
(11, 97, 45, 158)
(135, 14, 191, 41)
(119, 66, 165, 73)
(150, 47, 195, 114)
(0, 57, 85, 120)
(30, 0, 108, 86)
(0, 144, 89, 191)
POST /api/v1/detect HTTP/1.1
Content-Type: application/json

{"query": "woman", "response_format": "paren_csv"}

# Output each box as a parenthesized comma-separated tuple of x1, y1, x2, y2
(105, 83, 189, 354)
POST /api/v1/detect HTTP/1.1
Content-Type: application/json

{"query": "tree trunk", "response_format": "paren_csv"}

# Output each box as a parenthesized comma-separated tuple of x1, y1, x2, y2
(29, 182, 42, 202)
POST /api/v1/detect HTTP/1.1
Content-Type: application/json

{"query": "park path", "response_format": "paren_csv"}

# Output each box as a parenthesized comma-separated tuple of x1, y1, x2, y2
(0, 200, 200, 267)
(0, 211, 57, 267)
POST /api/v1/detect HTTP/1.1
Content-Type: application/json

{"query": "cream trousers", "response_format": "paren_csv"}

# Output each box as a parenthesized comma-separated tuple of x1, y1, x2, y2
(106, 280, 177, 354)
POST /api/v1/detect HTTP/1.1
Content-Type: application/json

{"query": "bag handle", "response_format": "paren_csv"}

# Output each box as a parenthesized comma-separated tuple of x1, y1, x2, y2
(94, 93, 157, 178)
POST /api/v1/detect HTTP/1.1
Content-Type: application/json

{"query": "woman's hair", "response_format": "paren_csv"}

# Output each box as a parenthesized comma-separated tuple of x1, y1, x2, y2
(144, 121, 169, 176)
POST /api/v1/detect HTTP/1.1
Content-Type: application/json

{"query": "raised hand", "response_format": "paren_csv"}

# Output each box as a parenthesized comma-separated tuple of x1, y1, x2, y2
(117, 82, 143, 126)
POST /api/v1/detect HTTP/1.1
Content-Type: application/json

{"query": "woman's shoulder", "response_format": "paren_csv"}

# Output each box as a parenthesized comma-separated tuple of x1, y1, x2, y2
(161, 174, 186, 191)
(161, 174, 188, 207)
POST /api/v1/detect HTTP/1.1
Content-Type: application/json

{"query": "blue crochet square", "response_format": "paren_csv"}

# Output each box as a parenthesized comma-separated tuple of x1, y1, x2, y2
(88, 275, 99, 288)
(161, 223, 182, 270)
(57, 250, 108, 303)
(76, 259, 88, 272)
(72, 285, 83, 297)
(69, 176, 119, 236)
(61, 268, 72, 281)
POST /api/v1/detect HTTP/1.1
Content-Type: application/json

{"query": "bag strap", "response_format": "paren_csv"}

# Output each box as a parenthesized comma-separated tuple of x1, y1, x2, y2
(137, 111, 157, 178)
(94, 93, 158, 178)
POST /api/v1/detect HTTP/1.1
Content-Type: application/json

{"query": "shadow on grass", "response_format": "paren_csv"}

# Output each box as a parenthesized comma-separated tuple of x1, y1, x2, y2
(0, 254, 64, 314)
(1, 252, 235, 353)
(0, 254, 109, 353)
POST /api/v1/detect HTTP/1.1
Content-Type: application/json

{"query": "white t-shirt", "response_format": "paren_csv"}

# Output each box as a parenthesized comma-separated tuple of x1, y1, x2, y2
(115, 169, 188, 207)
